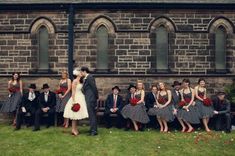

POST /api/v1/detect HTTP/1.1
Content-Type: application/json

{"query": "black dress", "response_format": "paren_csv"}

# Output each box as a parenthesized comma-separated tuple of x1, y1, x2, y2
(177, 89, 200, 124)
(148, 91, 175, 122)
(121, 91, 150, 124)
(0, 83, 22, 113)
(56, 82, 71, 113)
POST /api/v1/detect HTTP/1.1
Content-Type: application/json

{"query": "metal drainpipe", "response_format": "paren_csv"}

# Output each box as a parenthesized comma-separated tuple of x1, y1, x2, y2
(68, 4, 74, 80)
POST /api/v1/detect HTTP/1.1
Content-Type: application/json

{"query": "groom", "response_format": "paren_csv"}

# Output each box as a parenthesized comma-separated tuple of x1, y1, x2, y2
(81, 66, 99, 136)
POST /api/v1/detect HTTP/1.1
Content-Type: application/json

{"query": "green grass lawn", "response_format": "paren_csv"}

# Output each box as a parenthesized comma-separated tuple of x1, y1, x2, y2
(0, 124, 234, 156)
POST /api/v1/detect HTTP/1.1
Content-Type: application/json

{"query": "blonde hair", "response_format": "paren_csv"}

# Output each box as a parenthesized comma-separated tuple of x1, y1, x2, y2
(159, 82, 168, 91)
(61, 70, 68, 78)
(136, 80, 145, 90)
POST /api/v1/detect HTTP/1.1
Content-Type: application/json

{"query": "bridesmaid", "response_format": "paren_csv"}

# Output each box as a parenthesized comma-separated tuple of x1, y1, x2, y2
(121, 80, 150, 131)
(177, 79, 200, 133)
(148, 82, 175, 132)
(0, 72, 23, 126)
(55, 70, 72, 128)
(195, 78, 214, 132)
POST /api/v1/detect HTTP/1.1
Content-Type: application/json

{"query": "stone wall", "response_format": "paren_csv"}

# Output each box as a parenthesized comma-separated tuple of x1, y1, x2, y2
(0, 9, 235, 101)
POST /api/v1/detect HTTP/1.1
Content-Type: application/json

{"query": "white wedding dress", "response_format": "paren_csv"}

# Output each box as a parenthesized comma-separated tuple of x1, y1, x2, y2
(63, 83, 89, 120)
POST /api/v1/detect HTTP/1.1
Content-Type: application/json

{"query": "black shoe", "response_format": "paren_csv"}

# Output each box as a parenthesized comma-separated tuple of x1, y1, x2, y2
(46, 125, 50, 128)
(89, 131, 98, 136)
(225, 130, 231, 133)
(32, 128, 40, 131)
(106, 125, 112, 129)
(14, 127, 20, 131)
(124, 127, 130, 131)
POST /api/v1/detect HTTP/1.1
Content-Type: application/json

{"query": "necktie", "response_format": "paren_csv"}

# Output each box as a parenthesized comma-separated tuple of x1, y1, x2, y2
(113, 95, 117, 108)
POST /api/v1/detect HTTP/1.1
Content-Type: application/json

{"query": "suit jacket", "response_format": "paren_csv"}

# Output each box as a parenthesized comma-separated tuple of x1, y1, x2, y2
(212, 96, 231, 114)
(105, 94, 123, 112)
(82, 74, 98, 103)
(21, 91, 40, 112)
(145, 92, 156, 110)
(125, 93, 132, 105)
(171, 89, 181, 109)
(38, 91, 56, 109)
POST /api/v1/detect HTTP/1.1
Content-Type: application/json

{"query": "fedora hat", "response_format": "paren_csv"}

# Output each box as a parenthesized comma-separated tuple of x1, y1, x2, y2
(127, 84, 136, 90)
(112, 86, 121, 92)
(41, 83, 50, 89)
(172, 81, 181, 87)
(28, 84, 36, 89)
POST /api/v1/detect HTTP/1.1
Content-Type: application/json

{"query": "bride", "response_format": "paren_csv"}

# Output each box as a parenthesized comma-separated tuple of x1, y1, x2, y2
(63, 68, 89, 136)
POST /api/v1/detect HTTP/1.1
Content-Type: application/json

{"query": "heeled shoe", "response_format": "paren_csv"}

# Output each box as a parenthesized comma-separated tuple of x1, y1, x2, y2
(71, 132, 79, 136)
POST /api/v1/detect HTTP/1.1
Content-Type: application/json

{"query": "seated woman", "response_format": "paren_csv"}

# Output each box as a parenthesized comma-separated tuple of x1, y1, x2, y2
(148, 82, 175, 132)
(195, 78, 214, 132)
(177, 79, 200, 133)
(121, 80, 149, 131)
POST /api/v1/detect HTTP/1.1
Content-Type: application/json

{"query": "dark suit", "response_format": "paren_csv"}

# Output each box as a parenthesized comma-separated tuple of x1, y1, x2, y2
(82, 74, 99, 133)
(16, 91, 40, 129)
(171, 89, 181, 109)
(212, 96, 231, 132)
(145, 92, 158, 128)
(170, 89, 181, 130)
(34, 91, 56, 130)
(104, 94, 124, 128)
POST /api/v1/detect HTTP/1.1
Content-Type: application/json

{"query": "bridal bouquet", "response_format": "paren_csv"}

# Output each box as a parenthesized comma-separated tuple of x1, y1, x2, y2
(8, 87, 18, 93)
(157, 97, 166, 105)
(71, 103, 81, 112)
(55, 87, 67, 95)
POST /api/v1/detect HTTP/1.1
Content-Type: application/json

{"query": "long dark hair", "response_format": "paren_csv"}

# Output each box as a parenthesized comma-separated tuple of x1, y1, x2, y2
(198, 78, 205, 84)
(11, 72, 20, 82)
(79, 76, 84, 83)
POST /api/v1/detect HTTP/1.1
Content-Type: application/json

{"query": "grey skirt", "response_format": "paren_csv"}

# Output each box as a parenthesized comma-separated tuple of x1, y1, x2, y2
(56, 92, 71, 113)
(148, 104, 175, 122)
(121, 103, 150, 124)
(177, 104, 200, 124)
(195, 100, 214, 119)
(0, 92, 22, 113)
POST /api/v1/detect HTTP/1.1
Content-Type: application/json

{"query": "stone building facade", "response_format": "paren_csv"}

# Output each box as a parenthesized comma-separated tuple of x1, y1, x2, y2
(0, 0, 235, 101)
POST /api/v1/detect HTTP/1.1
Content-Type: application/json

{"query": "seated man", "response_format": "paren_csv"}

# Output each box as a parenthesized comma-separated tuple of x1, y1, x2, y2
(15, 84, 40, 130)
(33, 84, 56, 131)
(145, 84, 158, 129)
(212, 91, 231, 133)
(104, 86, 124, 128)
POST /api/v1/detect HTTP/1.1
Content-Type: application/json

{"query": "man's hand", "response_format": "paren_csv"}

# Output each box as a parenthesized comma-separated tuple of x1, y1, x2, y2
(22, 107, 26, 113)
(214, 110, 219, 114)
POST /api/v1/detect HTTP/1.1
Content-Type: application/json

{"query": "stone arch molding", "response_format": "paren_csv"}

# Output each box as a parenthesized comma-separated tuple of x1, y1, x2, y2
(149, 17, 176, 32)
(30, 17, 56, 34)
(89, 16, 116, 34)
(208, 17, 234, 34)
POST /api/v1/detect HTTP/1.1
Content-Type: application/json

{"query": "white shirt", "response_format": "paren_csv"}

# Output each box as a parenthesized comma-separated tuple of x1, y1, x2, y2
(44, 92, 49, 102)
(28, 92, 35, 101)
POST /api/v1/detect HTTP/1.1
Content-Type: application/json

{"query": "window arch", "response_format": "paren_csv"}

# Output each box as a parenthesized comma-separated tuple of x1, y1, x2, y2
(88, 16, 116, 72)
(30, 17, 55, 72)
(96, 25, 109, 70)
(149, 17, 175, 73)
(209, 17, 234, 73)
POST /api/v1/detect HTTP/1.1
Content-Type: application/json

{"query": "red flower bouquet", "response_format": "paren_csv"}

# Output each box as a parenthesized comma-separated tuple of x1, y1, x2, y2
(203, 98, 212, 106)
(178, 101, 187, 108)
(8, 87, 18, 93)
(71, 103, 81, 112)
(158, 97, 166, 105)
(130, 98, 139, 106)
(55, 87, 67, 95)
(184, 98, 191, 104)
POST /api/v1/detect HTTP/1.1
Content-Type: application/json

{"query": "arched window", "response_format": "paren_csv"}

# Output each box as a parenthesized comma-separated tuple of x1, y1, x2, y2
(156, 26, 168, 71)
(96, 25, 108, 70)
(215, 26, 226, 72)
(38, 26, 49, 70)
